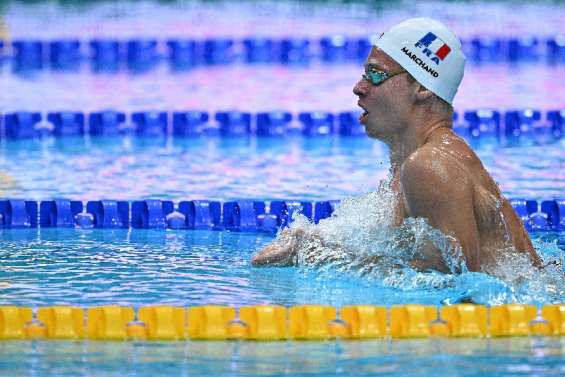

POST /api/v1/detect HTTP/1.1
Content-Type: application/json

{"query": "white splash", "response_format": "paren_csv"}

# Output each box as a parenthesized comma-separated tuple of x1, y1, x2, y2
(285, 179, 466, 278)
(277, 178, 564, 305)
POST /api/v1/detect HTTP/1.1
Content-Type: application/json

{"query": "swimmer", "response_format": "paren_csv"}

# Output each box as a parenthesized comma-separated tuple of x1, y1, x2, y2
(252, 18, 542, 273)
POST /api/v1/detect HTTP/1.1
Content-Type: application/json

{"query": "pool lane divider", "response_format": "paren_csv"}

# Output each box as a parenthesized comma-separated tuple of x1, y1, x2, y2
(1, 109, 563, 140)
(0, 304, 563, 341)
(0, 198, 563, 233)
(5, 36, 565, 73)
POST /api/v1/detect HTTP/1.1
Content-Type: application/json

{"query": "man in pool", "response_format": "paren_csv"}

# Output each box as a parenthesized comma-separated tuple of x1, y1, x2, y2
(251, 18, 541, 273)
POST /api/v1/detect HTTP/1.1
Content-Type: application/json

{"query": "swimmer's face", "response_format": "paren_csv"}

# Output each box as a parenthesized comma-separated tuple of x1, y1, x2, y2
(353, 47, 413, 141)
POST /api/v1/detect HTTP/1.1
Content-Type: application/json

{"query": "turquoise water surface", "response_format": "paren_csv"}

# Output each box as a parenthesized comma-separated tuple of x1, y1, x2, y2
(0, 0, 564, 376)
(0, 228, 562, 308)
(0, 338, 563, 376)
(0, 137, 563, 201)
(0, 226, 562, 375)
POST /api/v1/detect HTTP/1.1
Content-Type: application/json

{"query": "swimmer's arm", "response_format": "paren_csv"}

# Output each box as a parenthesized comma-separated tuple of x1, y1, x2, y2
(251, 229, 300, 266)
(251, 228, 340, 267)
(401, 151, 481, 272)
(252, 228, 314, 266)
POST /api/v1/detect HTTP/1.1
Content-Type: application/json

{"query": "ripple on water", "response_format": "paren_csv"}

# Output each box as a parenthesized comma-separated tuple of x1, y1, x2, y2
(275, 185, 565, 306)
(0, 138, 563, 201)
(0, 211, 562, 308)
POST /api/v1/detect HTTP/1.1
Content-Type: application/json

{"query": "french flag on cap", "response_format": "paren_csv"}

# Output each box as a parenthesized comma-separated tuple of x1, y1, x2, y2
(418, 32, 451, 60)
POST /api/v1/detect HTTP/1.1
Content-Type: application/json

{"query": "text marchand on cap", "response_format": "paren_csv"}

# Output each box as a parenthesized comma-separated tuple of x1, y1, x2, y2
(401, 46, 439, 78)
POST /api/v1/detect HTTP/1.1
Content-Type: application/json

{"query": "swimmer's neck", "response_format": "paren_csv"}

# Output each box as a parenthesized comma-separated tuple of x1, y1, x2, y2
(388, 118, 452, 172)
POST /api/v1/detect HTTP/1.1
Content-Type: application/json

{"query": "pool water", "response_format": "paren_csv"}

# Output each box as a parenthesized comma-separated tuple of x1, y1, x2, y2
(0, 338, 563, 376)
(2, 2, 564, 114)
(0, 137, 563, 201)
(0, 0, 564, 376)
(0, 226, 563, 376)
(0, 228, 562, 308)
(2, 63, 564, 113)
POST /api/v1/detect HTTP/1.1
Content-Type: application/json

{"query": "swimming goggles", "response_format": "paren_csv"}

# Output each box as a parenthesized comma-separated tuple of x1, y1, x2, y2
(362, 67, 407, 86)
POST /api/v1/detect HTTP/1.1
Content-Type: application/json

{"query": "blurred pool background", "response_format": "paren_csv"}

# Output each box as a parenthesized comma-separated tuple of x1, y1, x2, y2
(0, 1, 563, 376)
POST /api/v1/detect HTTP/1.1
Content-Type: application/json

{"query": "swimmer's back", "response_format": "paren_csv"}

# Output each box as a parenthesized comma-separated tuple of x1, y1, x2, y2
(422, 128, 540, 269)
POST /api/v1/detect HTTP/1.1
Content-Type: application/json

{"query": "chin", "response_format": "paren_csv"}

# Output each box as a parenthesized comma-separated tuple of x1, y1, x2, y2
(364, 124, 383, 139)
(366, 131, 382, 140)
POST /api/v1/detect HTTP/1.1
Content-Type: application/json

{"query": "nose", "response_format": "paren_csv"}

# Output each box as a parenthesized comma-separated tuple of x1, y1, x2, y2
(353, 77, 368, 97)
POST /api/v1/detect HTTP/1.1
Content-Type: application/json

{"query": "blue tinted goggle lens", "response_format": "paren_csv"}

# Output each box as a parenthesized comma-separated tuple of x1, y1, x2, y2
(364, 71, 388, 85)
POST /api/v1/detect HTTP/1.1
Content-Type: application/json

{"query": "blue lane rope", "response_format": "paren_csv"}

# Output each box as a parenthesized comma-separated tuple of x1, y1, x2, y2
(1, 109, 563, 141)
(0, 198, 563, 233)
(3, 36, 564, 72)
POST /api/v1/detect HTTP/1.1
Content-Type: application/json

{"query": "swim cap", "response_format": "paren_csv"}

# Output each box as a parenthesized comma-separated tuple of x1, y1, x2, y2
(375, 18, 465, 105)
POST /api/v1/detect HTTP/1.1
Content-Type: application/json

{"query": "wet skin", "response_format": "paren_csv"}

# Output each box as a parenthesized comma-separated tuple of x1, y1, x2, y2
(252, 47, 541, 273)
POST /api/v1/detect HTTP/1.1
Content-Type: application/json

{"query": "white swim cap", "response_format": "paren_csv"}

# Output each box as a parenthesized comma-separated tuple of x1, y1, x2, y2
(375, 18, 465, 105)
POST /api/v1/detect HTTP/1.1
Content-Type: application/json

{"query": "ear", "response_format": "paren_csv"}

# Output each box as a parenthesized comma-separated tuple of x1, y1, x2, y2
(412, 83, 435, 103)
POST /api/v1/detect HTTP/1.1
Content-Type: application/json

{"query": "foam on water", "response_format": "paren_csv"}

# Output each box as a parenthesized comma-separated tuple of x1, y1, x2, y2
(281, 178, 564, 306)
(285, 176, 465, 273)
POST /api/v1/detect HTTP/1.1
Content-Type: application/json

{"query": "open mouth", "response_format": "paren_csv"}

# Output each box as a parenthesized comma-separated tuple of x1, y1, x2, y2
(358, 102, 369, 123)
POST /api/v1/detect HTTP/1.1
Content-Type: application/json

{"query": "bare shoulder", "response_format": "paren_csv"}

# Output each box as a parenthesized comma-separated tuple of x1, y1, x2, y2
(401, 144, 467, 187)
(401, 130, 481, 185)
(400, 140, 474, 211)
